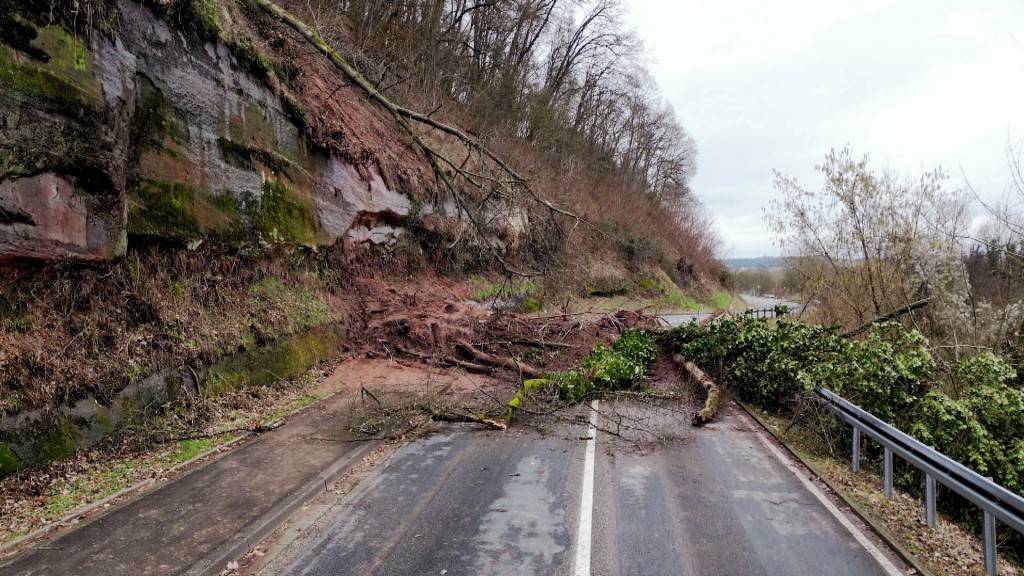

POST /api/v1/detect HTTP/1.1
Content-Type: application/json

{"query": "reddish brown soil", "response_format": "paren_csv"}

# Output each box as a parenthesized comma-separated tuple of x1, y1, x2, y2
(335, 273, 642, 397)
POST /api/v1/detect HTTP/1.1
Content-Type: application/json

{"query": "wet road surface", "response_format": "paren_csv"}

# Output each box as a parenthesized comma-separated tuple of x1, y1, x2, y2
(253, 402, 904, 576)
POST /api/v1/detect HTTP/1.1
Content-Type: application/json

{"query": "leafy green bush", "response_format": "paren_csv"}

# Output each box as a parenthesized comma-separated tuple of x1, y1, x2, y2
(663, 317, 1024, 494)
(568, 329, 657, 401)
(822, 323, 933, 429)
(665, 318, 843, 410)
(909, 391, 1004, 483)
(506, 330, 658, 412)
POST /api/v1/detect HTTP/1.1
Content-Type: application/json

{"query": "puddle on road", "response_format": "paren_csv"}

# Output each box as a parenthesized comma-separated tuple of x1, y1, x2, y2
(618, 463, 654, 507)
(471, 454, 568, 575)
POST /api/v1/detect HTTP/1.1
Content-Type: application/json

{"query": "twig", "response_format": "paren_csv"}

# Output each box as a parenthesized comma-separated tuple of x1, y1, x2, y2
(507, 339, 572, 349)
(360, 385, 382, 407)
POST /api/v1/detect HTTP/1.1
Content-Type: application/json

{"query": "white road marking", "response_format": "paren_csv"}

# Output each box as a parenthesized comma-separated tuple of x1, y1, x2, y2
(739, 410, 904, 576)
(573, 399, 599, 576)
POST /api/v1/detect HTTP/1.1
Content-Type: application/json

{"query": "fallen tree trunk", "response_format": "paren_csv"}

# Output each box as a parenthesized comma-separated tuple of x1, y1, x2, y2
(455, 340, 545, 379)
(699, 308, 732, 326)
(840, 298, 930, 338)
(428, 408, 508, 431)
(673, 354, 720, 427)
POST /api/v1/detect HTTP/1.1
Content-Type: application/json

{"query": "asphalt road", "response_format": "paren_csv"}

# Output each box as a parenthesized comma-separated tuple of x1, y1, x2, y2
(252, 401, 905, 576)
(659, 294, 803, 327)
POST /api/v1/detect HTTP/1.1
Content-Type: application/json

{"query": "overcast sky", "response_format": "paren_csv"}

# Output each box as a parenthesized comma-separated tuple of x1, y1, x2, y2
(624, 0, 1024, 258)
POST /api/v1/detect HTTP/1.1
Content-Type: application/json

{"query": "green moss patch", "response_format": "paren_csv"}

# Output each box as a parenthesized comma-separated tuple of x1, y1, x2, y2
(142, 0, 222, 43)
(128, 179, 243, 240)
(228, 36, 273, 80)
(31, 414, 81, 464)
(0, 24, 101, 113)
(135, 78, 189, 151)
(246, 179, 320, 244)
(0, 443, 23, 476)
(202, 324, 345, 398)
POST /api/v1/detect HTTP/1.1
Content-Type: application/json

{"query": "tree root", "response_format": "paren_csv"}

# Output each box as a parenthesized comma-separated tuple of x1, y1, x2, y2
(455, 340, 545, 379)
(394, 344, 491, 373)
(508, 339, 572, 349)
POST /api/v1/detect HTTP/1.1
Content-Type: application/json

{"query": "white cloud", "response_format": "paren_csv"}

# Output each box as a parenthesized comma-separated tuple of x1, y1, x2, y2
(625, 0, 1024, 257)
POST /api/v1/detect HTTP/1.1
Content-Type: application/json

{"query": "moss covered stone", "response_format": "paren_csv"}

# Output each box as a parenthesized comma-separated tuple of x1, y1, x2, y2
(128, 179, 203, 237)
(248, 179, 319, 244)
(202, 324, 345, 398)
(32, 414, 81, 464)
(135, 78, 188, 151)
(217, 137, 292, 176)
(0, 443, 22, 476)
(128, 179, 244, 240)
(228, 36, 273, 80)
(141, 0, 222, 43)
(0, 24, 101, 114)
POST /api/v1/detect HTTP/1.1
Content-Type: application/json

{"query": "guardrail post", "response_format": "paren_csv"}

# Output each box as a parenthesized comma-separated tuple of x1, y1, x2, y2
(925, 474, 936, 528)
(852, 427, 861, 473)
(816, 387, 1024, 576)
(984, 509, 997, 576)
(883, 447, 893, 501)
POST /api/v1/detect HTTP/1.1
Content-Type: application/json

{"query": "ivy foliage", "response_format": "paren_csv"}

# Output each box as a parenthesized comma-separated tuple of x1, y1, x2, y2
(661, 318, 1024, 493)
(504, 329, 658, 419)
(555, 329, 657, 403)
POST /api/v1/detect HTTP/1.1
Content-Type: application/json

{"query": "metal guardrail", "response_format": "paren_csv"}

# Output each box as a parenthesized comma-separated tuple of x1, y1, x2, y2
(816, 388, 1024, 575)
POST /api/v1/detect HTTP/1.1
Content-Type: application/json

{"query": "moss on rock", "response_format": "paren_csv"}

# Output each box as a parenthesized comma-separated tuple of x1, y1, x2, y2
(0, 443, 22, 476)
(31, 414, 81, 464)
(0, 24, 102, 114)
(135, 78, 188, 151)
(247, 179, 320, 244)
(217, 137, 293, 176)
(128, 179, 244, 240)
(202, 324, 345, 397)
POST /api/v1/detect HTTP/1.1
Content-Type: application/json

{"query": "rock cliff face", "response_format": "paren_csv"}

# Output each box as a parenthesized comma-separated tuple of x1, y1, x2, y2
(0, 0, 435, 263)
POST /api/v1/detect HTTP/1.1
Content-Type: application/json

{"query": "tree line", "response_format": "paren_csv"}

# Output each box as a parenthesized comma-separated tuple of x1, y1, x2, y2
(768, 145, 1024, 387)
(296, 0, 717, 277)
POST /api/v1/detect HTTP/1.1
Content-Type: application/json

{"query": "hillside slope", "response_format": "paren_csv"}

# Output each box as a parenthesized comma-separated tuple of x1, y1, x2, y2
(0, 0, 448, 262)
(0, 0, 725, 479)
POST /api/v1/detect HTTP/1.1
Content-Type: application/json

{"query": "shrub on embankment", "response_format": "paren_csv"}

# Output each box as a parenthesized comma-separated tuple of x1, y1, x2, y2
(661, 319, 1024, 495)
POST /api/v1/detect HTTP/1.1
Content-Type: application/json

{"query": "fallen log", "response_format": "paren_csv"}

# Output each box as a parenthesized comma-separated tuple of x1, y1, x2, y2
(840, 299, 930, 338)
(673, 353, 720, 427)
(699, 308, 732, 326)
(429, 408, 508, 431)
(455, 340, 545, 379)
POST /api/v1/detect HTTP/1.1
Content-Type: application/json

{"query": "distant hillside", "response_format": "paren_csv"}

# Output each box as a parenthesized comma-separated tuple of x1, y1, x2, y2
(725, 256, 786, 270)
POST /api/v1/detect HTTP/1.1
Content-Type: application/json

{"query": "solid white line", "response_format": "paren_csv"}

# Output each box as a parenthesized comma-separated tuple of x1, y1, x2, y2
(574, 399, 599, 576)
(740, 411, 904, 576)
